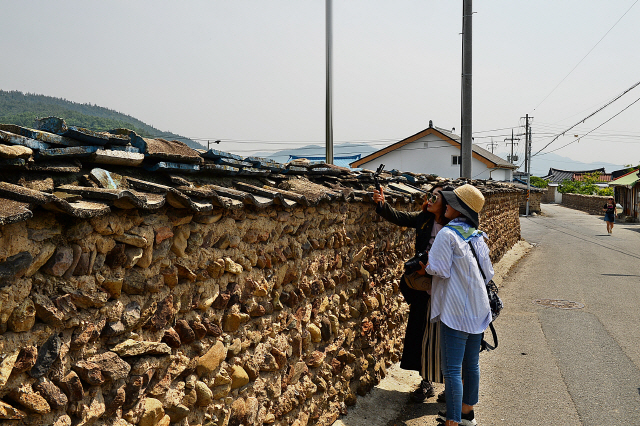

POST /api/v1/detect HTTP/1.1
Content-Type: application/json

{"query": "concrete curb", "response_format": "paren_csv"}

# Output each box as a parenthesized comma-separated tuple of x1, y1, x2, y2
(332, 240, 532, 426)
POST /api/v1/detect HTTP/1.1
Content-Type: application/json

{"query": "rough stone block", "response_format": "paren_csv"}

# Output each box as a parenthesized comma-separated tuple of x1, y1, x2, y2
(196, 341, 226, 376)
(138, 398, 164, 426)
(9, 383, 51, 414)
(30, 333, 62, 378)
(8, 297, 36, 332)
(41, 246, 74, 277)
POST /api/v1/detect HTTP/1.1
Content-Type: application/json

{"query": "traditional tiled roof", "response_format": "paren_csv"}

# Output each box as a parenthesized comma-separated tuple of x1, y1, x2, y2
(572, 173, 612, 182)
(541, 167, 606, 183)
(288, 154, 362, 170)
(0, 117, 523, 226)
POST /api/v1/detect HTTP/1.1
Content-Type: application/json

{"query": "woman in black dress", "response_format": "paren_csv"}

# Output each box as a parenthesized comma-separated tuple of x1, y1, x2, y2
(372, 184, 450, 402)
(603, 196, 616, 234)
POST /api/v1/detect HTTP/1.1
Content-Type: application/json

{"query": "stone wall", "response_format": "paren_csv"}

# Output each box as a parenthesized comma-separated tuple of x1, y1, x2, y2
(516, 190, 542, 215)
(0, 190, 520, 426)
(561, 193, 609, 215)
(541, 187, 555, 204)
(479, 191, 521, 262)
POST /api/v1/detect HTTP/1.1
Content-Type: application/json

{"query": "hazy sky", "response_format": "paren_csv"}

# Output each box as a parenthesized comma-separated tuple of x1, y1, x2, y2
(2, 1, 639, 171)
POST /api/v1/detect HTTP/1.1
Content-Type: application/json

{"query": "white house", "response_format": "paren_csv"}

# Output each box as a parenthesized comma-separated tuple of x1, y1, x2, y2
(351, 122, 517, 181)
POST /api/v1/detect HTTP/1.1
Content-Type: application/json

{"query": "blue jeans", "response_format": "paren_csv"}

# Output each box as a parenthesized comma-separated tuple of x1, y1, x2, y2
(440, 322, 482, 423)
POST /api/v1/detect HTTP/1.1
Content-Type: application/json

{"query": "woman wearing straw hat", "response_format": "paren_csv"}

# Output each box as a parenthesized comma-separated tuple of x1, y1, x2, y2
(425, 184, 493, 426)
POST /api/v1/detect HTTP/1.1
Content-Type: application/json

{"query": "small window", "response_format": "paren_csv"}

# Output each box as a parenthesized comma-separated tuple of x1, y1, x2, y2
(452, 155, 462, 165)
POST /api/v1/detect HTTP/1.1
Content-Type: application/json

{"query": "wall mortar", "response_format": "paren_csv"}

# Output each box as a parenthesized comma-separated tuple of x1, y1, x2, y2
(0, 189, 520, 426)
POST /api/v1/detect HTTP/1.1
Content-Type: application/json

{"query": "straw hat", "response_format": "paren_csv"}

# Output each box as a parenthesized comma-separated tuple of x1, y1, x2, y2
(441, 184, 485, 227)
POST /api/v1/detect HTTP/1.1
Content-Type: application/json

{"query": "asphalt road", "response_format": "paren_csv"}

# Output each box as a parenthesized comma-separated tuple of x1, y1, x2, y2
(480, 203, 640, 425)
(335, 203, 640, 426)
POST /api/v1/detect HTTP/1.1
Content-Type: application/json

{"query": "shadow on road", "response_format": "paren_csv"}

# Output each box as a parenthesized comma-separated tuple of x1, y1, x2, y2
(602, 273, 640, 277)
(384, 399, 443, 426)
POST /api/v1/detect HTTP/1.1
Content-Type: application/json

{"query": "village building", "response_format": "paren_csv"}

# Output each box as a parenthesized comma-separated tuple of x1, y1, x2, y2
(609, 168, 640, 221)
(350, 121, 517, 181)
(540, 167, 611, 204)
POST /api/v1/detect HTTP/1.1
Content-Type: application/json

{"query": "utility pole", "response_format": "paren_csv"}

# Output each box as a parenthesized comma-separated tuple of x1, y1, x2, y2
(525, 115, 533, 216)
(528, 124, 533, 176)
(325, 0, 334, 164)
(487, 138, 498, 154)
(460, 0, 473, 178)
(523, 115, 531, 174)
(504, 129, 519, 164)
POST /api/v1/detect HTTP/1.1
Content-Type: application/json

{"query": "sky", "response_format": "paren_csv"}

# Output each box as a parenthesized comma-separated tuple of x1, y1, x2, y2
(2, 0, 640, 173)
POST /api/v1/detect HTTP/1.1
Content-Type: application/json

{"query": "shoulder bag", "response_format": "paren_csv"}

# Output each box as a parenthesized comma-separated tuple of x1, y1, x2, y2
(467, 241, 503, 351)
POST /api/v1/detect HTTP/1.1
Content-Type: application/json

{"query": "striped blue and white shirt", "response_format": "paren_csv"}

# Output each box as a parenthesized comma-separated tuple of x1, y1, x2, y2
(425, 218, 493, 334)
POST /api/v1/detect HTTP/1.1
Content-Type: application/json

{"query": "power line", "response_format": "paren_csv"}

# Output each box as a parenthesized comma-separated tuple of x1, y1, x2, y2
(536, 94, 640, 156)
(486, 139, 499, 153)
(472, 126, 520, 134)
(532, 79, 640, 156)
(532, 0, 639, 112)
(504, 129, 520, 164)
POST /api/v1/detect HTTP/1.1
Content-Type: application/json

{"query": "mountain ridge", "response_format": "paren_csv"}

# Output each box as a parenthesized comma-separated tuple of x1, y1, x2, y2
(0, 90, 204, 149)
(250, 142, 378, 164)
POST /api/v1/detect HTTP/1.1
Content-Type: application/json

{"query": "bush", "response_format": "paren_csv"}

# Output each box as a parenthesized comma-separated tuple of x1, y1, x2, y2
(558, 172, 609, 195)
(596, 187, 614, 197)
(529, 176, 548, 188)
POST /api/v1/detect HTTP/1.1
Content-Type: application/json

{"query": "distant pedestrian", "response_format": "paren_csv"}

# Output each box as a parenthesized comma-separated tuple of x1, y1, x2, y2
(372, 184, 450, 402)
(603, 196, 616, 234)
(425, 184, 492, 426)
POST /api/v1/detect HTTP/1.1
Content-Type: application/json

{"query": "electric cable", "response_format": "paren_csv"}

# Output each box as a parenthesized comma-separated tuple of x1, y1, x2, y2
(532, 0, 639, 112)
(536, 94, 640, 157)
(533, 79, 640, 156)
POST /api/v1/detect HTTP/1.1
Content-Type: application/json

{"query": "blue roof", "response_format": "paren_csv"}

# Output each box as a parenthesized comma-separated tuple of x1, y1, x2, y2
(288, 154, 361, 169)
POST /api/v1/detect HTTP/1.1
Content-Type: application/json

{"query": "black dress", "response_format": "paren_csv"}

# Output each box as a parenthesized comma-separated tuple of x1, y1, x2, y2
(376, 203, 442, 382)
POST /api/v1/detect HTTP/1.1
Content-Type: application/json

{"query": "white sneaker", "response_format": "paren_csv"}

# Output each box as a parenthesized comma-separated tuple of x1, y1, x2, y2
(437, 410, 477, 426)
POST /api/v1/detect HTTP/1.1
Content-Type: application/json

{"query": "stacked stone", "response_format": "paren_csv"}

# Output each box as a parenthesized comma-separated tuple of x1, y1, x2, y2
(516, 191, 542, 215)
(476, 186, 522, 263)
(561, 193, 610, 215)
(541, 187, 555, 204)
(0, 195, 417, 426)
(0, 180, 521, 426)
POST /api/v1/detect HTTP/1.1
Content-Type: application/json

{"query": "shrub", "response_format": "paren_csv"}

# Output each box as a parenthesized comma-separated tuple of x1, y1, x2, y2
(529, 176, 548, 188)
(558, 172, 609, 195)
(596, 187, 614, 197)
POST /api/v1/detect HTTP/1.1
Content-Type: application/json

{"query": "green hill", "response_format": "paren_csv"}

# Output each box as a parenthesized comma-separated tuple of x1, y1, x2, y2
(0, 90, 204, 149)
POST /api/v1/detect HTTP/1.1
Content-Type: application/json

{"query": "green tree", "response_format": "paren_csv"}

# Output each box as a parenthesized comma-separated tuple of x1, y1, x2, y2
(529, 176, 548, 188)
(558, 172, 611, 196)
